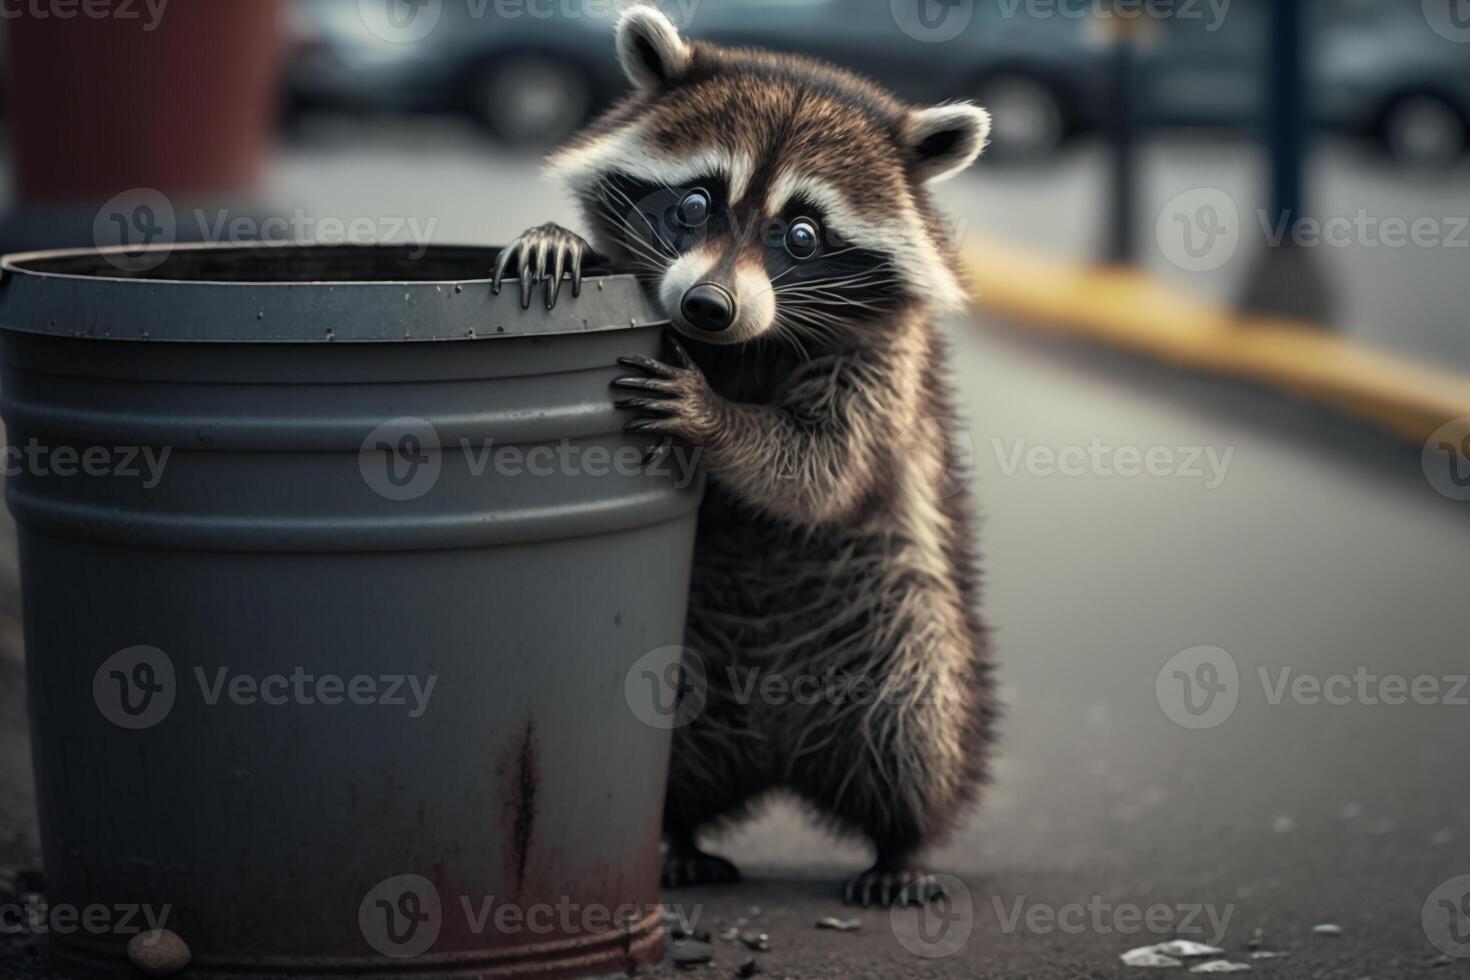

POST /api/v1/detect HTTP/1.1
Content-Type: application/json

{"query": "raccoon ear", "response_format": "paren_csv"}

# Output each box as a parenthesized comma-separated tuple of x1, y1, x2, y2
(903, 103, 992, 183)
(616, 6, 692, 93)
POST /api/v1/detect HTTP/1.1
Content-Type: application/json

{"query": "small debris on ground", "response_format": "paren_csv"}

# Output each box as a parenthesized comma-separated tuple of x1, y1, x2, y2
(736, 957, 759, 977)
(1249, 951, 1290, 960)
(815, 917, 861, 932)
(719, 926, 740, 942)
(1120, 947, 1184, 968)
(669, 938, 714, 969)
(1190, 960, 1252, 973)
(739, 932, 770, 952)
(1154, 941, 1225, 958)
(1244, 927, 1264, 950)
(126, 930, 191, 978)
(1312, 923, 1342, 937)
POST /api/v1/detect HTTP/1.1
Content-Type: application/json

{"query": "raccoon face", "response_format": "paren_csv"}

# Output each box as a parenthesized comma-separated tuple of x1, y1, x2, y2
(549, 6, 991, 348)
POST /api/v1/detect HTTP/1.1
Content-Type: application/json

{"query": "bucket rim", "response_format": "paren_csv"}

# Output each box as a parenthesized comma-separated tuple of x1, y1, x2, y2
(0, 241, 669, 343)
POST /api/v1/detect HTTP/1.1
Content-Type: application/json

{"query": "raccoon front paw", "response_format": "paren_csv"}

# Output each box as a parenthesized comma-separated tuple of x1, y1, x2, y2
(661, 849, 742, 889)
(843, 867, 947, 908)
(491, 223, 595, 310)
(612, 333, 726, 449)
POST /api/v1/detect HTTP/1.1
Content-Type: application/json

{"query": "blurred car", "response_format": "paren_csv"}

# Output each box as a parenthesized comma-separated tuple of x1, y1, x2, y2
(286, 0, 624, 146)
(287, 0, 1469, 167)
(1139, 0, 1470, 166)
(285, 0, 1110, 156)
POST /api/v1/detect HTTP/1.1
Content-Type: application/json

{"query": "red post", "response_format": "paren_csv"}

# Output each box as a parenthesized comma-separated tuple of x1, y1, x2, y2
(3, 0, 281, 206)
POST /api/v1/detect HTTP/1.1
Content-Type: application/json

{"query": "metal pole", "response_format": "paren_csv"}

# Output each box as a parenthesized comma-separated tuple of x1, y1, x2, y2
(1238, 0, 1333, 324)
(1104, 28, 1139, 265)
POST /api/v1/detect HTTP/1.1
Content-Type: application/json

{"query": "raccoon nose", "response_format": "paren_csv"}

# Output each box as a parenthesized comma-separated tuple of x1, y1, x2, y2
(680, 282, 736, 332)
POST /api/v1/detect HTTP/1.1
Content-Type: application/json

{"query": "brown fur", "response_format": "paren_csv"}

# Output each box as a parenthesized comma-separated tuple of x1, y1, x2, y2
(508, 6, 996, 905)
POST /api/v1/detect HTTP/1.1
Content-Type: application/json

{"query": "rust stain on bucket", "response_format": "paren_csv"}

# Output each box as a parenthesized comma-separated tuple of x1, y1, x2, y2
(499, 720, 539, 896)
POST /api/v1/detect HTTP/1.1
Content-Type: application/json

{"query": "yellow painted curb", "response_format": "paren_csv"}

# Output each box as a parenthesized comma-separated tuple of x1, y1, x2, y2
(963, 236, 1470, 447)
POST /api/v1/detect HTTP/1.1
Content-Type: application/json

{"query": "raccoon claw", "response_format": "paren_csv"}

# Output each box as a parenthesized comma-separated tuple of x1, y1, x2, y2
(491, 223, 593, 310)
(661, 850, 742, 889)
(611, 345, 723, 445)
(843, 868, 946, 908)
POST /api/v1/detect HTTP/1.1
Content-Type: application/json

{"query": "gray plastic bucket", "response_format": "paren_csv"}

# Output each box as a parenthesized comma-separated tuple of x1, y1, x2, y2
(0, 243, 700, 978)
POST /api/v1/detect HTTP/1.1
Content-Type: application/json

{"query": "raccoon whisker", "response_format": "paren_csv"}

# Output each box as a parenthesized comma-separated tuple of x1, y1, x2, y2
(773, 267, 899, 292)
(786, 293, 902, 316)
(768, 314, 814, 362)
(593, 197, 674, 265)
(598, 182, 680, 258)
(594, 186, 677, 263)
(593, 202, 673, 271)
(774, 281, 902, 302)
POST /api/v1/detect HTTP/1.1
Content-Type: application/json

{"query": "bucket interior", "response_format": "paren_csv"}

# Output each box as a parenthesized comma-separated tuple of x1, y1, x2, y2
(4, 243, 613, 284)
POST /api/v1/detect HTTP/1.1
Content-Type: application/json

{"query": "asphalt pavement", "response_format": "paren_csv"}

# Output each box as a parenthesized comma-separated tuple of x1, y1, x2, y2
(1, 126, 1468, 978)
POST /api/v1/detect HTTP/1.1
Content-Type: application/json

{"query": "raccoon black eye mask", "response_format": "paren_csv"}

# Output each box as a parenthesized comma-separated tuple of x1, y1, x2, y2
(499, 5, 996, 910)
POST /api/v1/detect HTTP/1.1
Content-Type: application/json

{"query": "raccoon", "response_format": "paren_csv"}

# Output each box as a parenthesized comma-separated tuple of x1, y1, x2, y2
(494, 6, 996, 907)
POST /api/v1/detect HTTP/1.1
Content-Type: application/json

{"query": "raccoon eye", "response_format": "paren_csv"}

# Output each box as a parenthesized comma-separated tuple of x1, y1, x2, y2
(676, 188, 711, 228)
(785, 217, 820, 260)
